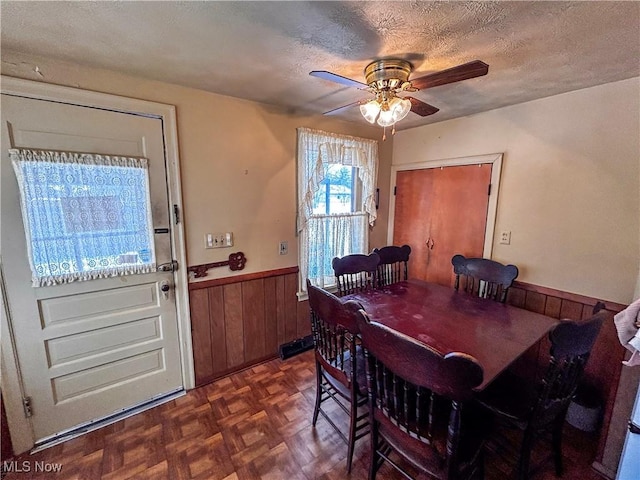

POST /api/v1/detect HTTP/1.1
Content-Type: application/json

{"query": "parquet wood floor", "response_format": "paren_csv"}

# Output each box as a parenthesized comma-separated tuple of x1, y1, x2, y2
(2, 351, 604, 480)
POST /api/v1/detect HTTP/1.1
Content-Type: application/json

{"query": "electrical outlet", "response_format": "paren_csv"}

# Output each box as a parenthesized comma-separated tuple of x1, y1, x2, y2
(279, 241, 288, 255)
(499, 230, 511, 245)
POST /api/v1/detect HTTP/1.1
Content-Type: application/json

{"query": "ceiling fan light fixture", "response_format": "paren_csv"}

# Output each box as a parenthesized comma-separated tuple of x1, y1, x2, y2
(391, 97, 412, 122)
(360, 99, 381, 124)
(313, 58, 489, 132)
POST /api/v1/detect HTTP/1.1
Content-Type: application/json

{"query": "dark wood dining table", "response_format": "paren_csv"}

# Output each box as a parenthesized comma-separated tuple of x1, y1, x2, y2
(342, 279, 559, 391)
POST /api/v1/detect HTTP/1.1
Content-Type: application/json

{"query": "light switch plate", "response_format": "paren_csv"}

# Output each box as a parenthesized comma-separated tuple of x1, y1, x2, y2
(205, 232, 233, 249)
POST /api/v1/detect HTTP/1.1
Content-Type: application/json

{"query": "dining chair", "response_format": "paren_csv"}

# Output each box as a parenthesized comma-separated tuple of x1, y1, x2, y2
(306, 280, 369, 473)
(372, 244, 411, 287)
(475, 305, 607, 480)
(451, 254, 519, 303)
(356, 310, 487, 480)
(332, 252, 380, 296)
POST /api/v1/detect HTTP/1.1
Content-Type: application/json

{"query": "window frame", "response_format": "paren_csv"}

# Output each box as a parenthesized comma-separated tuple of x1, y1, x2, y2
(296, 128, 378, 297)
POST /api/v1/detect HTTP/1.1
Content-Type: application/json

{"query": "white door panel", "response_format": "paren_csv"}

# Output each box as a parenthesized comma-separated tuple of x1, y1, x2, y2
(1, 94, 183, 441)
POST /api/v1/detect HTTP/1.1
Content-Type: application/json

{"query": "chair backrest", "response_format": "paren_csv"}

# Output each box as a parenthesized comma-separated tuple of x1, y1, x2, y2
(332, 252, 380, 296)
(357, 311, 484, 477)
(532, 309, 607, 427)
(451, 254, 519, 303)
(307, 280, 363, 386)
(373, 244, 411, 287)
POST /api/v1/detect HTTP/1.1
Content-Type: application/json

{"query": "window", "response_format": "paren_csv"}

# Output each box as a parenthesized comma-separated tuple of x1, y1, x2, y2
(10, 149, 156, 286)
(297, 128, 378, 293)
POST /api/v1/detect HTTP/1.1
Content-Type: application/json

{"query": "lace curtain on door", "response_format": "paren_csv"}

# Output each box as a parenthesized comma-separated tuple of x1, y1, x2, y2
(10, 149, 156, 287)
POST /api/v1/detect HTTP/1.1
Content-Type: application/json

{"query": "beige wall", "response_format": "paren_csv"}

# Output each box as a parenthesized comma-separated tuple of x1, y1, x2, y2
(393, 78, 640, 304)
(4, 51, 636, 303)
(1, 51, 393, 282)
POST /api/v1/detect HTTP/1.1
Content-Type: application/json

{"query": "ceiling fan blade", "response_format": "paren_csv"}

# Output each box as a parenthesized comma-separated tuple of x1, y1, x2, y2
(323, 99, 367, 115)
(406, 97, 440, 117)
(410, 60, 489, 90)
(309, 71, 368, 89)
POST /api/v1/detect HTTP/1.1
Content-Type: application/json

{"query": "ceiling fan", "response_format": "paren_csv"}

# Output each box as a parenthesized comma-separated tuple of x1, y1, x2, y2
(310, 59, 489, 130)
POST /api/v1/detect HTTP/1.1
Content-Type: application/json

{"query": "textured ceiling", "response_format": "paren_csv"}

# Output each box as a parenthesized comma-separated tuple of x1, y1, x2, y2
(1, 1, 639, 130)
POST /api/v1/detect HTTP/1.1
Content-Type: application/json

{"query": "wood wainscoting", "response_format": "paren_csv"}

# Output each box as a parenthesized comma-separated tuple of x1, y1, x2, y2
(188, 267, 310, 387)
(506, 281, 627, 465)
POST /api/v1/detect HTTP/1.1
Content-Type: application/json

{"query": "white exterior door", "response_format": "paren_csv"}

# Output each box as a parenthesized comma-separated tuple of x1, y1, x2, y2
(617, 381, 640, 480)
(1, 94, 184, 442)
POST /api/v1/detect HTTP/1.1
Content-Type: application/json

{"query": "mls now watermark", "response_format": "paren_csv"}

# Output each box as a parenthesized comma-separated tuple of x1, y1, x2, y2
(2, 460, 63, 474)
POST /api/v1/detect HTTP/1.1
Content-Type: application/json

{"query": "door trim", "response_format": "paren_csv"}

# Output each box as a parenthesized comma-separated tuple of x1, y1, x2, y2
(0, 75, 194, 454)
(388, 153, 503, 258)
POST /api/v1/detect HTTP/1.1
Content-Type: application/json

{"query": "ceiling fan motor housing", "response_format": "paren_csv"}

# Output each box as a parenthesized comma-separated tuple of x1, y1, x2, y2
(364, 59, 412, 90)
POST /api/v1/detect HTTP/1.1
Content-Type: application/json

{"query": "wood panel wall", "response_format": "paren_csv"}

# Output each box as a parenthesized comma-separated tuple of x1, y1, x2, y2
(188, 267, 310, 387)
(506, 281, 627, 463)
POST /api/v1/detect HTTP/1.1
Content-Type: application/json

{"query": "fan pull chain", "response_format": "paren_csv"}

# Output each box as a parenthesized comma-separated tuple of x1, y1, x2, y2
(382, 127, 387, 141)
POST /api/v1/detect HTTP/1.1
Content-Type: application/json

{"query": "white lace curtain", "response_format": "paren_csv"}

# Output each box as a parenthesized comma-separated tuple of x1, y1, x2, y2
(297, 128, 378, 291)
(297, 127, 378, 232)
(300, 213, 368, 289)
(10, 149, 156, 287)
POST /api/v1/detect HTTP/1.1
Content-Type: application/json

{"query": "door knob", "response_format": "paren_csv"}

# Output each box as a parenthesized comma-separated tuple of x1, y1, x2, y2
(160, 281, 171, 299)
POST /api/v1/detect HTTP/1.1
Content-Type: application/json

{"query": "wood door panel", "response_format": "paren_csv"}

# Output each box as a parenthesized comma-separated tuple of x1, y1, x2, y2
(394, 169, 434, 282)
(393, 164, 491, 286)
(428, 165, 491, 286)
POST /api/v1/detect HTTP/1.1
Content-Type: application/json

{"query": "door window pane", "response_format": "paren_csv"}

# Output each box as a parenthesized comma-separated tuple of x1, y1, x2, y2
(11, 149, 156, 286)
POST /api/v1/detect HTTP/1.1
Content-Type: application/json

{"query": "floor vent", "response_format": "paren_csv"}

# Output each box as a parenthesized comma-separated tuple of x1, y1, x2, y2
(279, 335, 314, 360)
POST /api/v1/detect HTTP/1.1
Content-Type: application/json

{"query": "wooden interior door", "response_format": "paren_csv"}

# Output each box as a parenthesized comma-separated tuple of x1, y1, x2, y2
(393, 164, 492, 286)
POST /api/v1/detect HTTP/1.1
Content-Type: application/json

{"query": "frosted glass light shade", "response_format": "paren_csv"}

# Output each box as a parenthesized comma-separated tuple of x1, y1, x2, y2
(391, 97, 412, 122)
(376, 108, 395, 127)
(360, 100, 381, 124)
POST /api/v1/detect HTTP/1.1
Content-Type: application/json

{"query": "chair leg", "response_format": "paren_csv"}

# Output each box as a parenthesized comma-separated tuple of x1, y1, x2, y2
(346, 393, 358, 473)
(369, 421, 379, 480)
(476, 448, 485, 480)
(517, 430, 535, 480)
(312, 362, 322, 427)
(552, 419, 564, 476)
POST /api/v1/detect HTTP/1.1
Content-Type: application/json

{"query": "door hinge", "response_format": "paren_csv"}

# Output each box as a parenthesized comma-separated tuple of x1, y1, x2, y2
(487, 183, 492, 196)
(173, 204, 180, 225)
(393, 186, 397, 196)
(23, 396, 33, 418)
